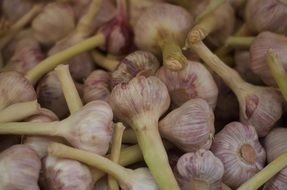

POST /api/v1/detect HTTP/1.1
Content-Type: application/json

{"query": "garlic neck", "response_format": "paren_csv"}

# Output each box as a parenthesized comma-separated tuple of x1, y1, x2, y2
(240, 144, 256, 164)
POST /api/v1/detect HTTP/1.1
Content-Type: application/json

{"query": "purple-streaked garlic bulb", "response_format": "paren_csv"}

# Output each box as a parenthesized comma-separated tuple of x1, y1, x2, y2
(0, 145, 41, 190)
(36, 71, 69, 119)
(0, 71, 36, 110)
(156, 61, 218, 109)
(111, 50, 160, 88)
(159, 98, 215, 152)
(250, 31, 287, 86)
(43, 156, 93, 190)
(264, 128, 287, 190)
(83, 70, 111, 103)
(235, 50, 262, 85)
(32, 2, 76, 46)
(3, 37, 45, 74)
(245, 0, 287, 34)
(135, 3, 193, 70)
(211, 122, 266, 188)
(2, 0, 34, 22)
(175, 149, 224, 190)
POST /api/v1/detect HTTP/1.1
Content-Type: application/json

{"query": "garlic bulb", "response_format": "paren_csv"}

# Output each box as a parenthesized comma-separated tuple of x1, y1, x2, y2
(0, 71, 36, 110)
(43, 156, 93, 190)
(176, 149, 224, 190)
(0, 145, 41, 190)
(3, 37, 45, 74)
(111, 50, 160, 88)
(211, 122, 266, 188)
(159, 98, 215, 152)
(156, 60, 218, 109)
(83, 70, 111, 103)
(32, 2, 76, 46)
(250, 31, 287, 86)
(245, 0, 287, 34)
(2, 0, 34, 22)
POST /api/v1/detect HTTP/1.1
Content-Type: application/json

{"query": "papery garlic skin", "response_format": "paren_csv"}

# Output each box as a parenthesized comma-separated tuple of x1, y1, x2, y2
(111, 50, 160, 88)
(176, 149, 224, 190)
(250, 31, 287, 86)
(0, 145, 41, 190)
(245, 0, 287, 34)
(157, 61, 218, 109)
(159, 98, 215, 152)
(43, 156, 93, 190)
(211, 122, 266, 188)
(83, 70, 111, 103)
(2, 0, 33, 22)
(32, 2, 76, 46)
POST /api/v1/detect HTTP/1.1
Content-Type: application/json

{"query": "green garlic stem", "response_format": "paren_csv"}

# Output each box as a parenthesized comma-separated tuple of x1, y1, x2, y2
(267, 49, 287, 102)
(108, 123, 126, 190)
(55, 65, 83, 113)
(225, 36, 255, 49)
(25, 34, 105, 85)
(195, 0, 225, 23)
(0, 101, 40, 122)
(238, 151, 287, 190)
(91, 50, 120, 71)
(122, 128, 137, 144)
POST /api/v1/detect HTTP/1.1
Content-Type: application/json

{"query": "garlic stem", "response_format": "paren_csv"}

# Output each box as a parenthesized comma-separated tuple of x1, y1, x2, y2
(122, 129, 137, 144)
(158, 38, 187, 71)
(195, 0, 225, 23)
(25, 34, 105, 85)
(279, 0, 287, 5)
(191, 179, 210, 190)
(221, 183, 232, 190)
(108, 123, 126, 190)
(0, 101, 40, 122)
(238, 151, 287, 190)
(267, 49, 287, 102)
(224, 36, 254, 49)
(48, 142, 135, 187)
(55, 65, 83, 113)
(135, 124, 180, 190)
(91, 50, 119, 71)
(75, 0, 103, 38)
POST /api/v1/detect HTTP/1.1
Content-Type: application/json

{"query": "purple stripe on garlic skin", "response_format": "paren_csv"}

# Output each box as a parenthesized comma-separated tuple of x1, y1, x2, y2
(0, 145, 41, 190)
(175, 149, 224, 190)
(42, 156, 93, 190)
(159, 98, 215, 152)
(211, 122, 266, 189)
(250, 31, 287, 86)
(245, 0, 287, 35)
(156, 61, 218, 109)
(111, 50, 160, 88)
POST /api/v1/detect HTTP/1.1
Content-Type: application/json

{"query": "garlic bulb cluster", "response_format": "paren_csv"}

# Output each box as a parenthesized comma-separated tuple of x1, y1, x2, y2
(32, 2, 76, 46)
(83, 70, 111, 103)
(176, 149, 224, 190)
(211, 122, 266, 188)
(250, 31, 287, 86)
(43, 156, 93, 190)
(111, 50, 160, 88)
(245, 0, 287, 34)
(157, 61, 218, 109)
(2, 0, 34, 22)
(159, 98, 215, 152)
(0, 145, 41, 190)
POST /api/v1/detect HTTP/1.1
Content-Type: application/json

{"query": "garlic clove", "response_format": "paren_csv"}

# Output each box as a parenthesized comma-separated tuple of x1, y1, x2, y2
(211, 122, 266, 188)
(159, 98, 215, 152)
(111, 50, 160, 88)
(0, 145, 41, 190)
(156, 60, 218, 109)
(175, 149, 224, 190)
(83, 70, 111, 103)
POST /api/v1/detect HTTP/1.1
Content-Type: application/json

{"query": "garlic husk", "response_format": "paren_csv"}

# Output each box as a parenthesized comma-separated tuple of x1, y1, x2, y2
(245, 0, 287, 34)
(111, 50, 160, 88)
(159, 98, 215, 152)
(156, 60, 218, 109)
(0, 71, 36, 110)
(0, 145, 41, 190)
(83, 70, 111, 103)
(250, 31, 287, 86)
(176, 149, 224, 190)
(43, 155, 93, 190)
(32, 2, 76, 46)
(211, 122, 266, 188)
(2, 0, 34, 22)
(3, 37, 45, 74)
(264, 171, 287, 190)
